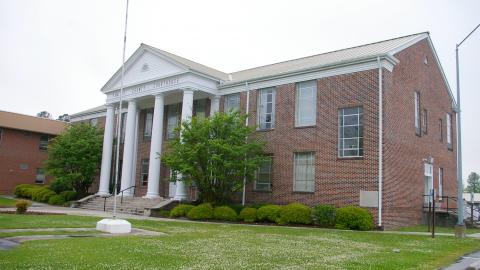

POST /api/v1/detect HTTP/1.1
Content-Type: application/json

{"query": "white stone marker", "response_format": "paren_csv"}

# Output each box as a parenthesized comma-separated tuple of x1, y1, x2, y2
(96, 219, 131, 234)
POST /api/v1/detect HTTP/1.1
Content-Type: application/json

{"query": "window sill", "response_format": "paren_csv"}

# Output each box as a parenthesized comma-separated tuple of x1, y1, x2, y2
(254, 190, 272, 193)
(256, 128, 274, 132)
(294, 125, 316, 129)
(292, 191, 315, 194)
(337, 156, 364, 161)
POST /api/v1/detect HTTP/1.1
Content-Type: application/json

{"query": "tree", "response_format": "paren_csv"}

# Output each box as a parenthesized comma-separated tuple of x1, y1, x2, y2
(162, 112, 267, 204)
(57, 114, 70, 122)
(465, 172, 480, 193)
(45, 123, 103, 197)
(37, 111, 52, 119)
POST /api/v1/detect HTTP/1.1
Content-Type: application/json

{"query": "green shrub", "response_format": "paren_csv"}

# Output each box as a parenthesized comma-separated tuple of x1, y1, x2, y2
(48, 195, 66, 205)
(239, 207, 257, 222)
(228, 204, 245, 214)
(335, 206, 374, 231)
(213, 206, 238, 221)
(59, 190, 77, 201)
(277, 203, 312, 225)
(14, 184, 41, 199)
(187, 203, 214, 220)
(257, 205, 283, 223)
(49, 180, 70, 194)
(156, 210, 170, 218)
(31, 187, 56, 203)
(170, 204, 195, 218)
(312, 204, 336, 227)
(16, 200, 31, 214)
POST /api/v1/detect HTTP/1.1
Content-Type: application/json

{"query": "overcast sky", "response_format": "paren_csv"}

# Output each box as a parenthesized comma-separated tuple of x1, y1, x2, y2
(0, 0, 479, 178)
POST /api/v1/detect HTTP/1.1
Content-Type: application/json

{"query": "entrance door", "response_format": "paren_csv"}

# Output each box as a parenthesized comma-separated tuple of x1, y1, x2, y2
(424, 163, 433, 204)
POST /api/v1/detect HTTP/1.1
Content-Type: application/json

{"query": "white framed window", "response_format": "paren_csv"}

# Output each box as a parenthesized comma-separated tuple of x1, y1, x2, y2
(39, 135, 49, 151)
(167, 104, 179, 140)
(144, 110, 153, 140)
(255, 157, 273, 191)
(257, 88, 275, 130)
(224, 93, 240, 113)
(422, 109, 428, 134)
(35, 168, 45, 184)
(293, 152, 315, 192)
(89, 118, 98, 127)
(295, 80, 317, 127)
(439, 118, 443, 142)
(438, 168, 443, 200)
(414, 91, 421, 135)
(338, 107, 364, 157)
(140, 159, 149, 186)
(446, 113, 452, 145)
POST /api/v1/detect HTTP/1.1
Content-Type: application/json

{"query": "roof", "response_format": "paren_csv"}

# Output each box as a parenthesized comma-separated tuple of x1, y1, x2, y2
(70, 105, 107, 118)
(0, 111, 67, 135)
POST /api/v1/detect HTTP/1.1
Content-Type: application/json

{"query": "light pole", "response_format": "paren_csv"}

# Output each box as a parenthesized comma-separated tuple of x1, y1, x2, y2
(455, 23, 480, 238)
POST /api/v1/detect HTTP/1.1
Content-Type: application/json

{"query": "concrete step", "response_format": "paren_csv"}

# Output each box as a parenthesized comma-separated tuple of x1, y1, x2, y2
(74, 195, 167, 216)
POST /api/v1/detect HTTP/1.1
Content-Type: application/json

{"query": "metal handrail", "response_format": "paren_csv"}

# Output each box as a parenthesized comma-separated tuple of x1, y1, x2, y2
(102, 194, 114, 212)
(120, 185, 136, 204)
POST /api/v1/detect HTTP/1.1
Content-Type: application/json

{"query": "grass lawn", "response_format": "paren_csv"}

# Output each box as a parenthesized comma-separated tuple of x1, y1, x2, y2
(0, 196, 18, 207)
(1, 214, 480, 269)
(397, 224, 480, 235)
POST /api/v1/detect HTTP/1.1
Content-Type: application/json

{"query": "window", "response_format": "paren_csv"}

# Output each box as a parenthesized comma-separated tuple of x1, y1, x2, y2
(439, 119, 443, 142)
(446, 113, 452, 146)
(294, 152, 315, 192)
(35, 168, 45, 184)
(144, 109, 153, 140)
(338, 107, 364, 157)
(194, 99, 207, 120)
(89, 118, 98, 127)
(39, 135, 49, 150)
(414, 92, 421, 135)
(167, 104, 179, 139)
(224, 93, 240, 113)
(257, 88, 275, 129)
(255, 157, 273, 191)
(140, 159, 149, 186)
(19, 163, 28, 170)
(120, 112, 127, 143)
(295, 80, 317, 127)
(438, 168, 443, 200)
(422, 109, 428, 134)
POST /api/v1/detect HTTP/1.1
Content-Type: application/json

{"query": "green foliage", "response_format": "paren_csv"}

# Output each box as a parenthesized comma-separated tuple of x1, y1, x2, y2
(45, 123, 103, 197)
(31, 187, 56, 203)
(162, 112, 267, 204)
(49, 180, 70, 194)
(59, 190, 77, 201)
(239, 207, 257, 222)
(335, 206, 374, 231)
(277, 203, 312, 225)
(186, 203, 214, 220)
(256, 205, 283, 223)
(15, 200, 31, 214)
(170, 204, 195, 218)
(312, 204, 336, 227)
(213, 206, 238, 221)
(156, 210, 170, 218)
(465, 172, 480, 193)
(14, 184, 41, 199)
(48, 195, 66, 205)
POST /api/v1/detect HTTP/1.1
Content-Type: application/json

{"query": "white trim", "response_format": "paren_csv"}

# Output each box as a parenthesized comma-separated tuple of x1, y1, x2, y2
(70, 111, 106, 122)
(388, 33, 429, 55)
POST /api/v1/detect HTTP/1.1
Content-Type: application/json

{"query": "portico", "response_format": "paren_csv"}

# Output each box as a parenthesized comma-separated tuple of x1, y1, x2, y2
(96, 44, 226, 200)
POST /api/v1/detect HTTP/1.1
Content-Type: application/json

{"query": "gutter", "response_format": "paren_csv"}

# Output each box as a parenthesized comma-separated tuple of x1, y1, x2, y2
(377, 57, 383, 227)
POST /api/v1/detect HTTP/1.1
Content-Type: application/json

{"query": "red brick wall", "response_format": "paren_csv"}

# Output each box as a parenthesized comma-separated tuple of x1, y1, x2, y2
(0, 128, 55, 194)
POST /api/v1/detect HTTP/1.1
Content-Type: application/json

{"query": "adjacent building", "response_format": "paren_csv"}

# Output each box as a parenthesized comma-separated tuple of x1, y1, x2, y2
(71, 32, 457, 228)
(0, 111, 67, 194)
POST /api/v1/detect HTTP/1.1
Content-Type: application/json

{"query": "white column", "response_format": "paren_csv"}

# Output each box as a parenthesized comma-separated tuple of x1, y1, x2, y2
(120, 99, 137, 197)
(210, 95, 220, 116)
(97, 104, 115, 196)
(174, 89, 194, 201)
(145, 94, 165, 198)
(130, 109, 139, 188)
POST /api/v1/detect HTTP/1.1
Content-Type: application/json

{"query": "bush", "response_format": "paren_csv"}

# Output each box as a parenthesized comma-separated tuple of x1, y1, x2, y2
(335, 206, 374, 231)
(213, 206, 238, 221)
(16, 200, 31, 214)
(228, 204, 245, 214)
(278, 203, 312, 225)
(312, 205, 336, 227)
(170, 204, 195, 218)
(31, 187, 56, 203)
(49, 180, 70, 194)
(187, 203, 214, 220)
(257, 205, 283, 223)
(59, 190, 77, 201)
(156, 210, 170, 218)
(14, 184, 42, 199)
(48, 195, 66, 205)
(239, 207, 257, 222)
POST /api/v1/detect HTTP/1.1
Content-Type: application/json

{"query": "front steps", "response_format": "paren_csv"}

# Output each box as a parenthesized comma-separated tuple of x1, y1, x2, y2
(74, 195, 168, 216)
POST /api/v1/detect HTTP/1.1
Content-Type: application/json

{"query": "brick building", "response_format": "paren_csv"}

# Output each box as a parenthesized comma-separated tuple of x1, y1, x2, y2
(71, 32, 457, 228)
(0, 111, 67, 194)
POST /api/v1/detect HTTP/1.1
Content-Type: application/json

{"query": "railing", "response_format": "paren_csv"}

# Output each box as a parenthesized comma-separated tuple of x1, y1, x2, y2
(120, 185, 136, 204)
(102, 194, 114, 212)
(422, 194, 457, 215)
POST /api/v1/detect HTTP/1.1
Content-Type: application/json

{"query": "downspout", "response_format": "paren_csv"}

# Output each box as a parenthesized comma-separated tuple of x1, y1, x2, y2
(377, 57, 383, 227)
(242, 82, 250, 206)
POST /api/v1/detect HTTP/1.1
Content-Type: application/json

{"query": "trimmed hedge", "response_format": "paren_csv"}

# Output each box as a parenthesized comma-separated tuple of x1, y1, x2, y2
(48, 195, 66, 205)
(213, 206, 238, 221)
(239, 207, 257, 223)
(257, 205, 283, 223)
(187, 203, 214, 220)
(16, 200, 31, 214)
(278, 203, 312, 225)
(335, 206, 374, 231)
(31, 187, 56, 203)
(14, 184, 42, 199)
(59, 190, 77, 201)
(312, 204, 336, 227)
(170, 204, 195, 218)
